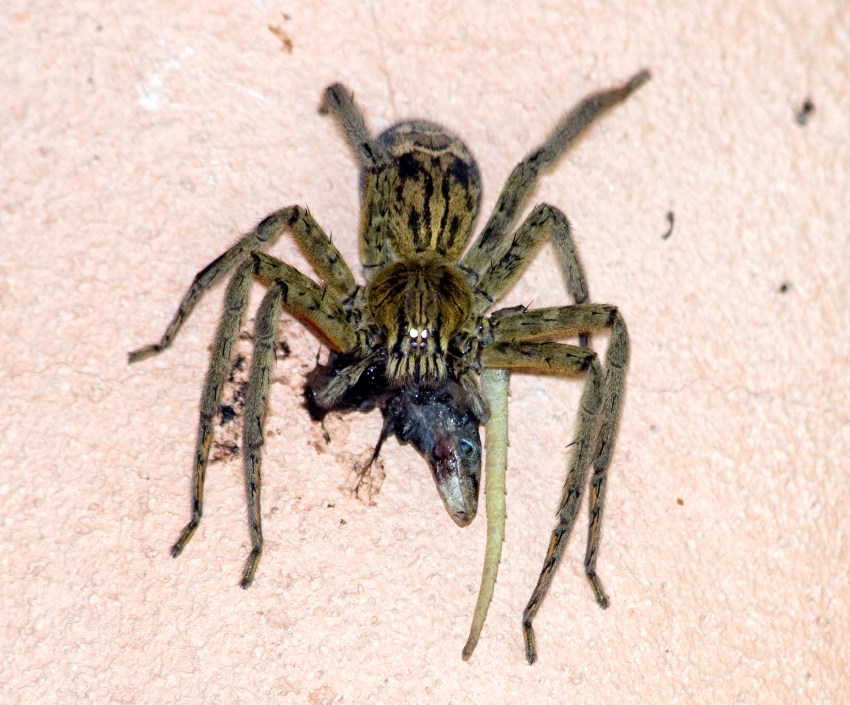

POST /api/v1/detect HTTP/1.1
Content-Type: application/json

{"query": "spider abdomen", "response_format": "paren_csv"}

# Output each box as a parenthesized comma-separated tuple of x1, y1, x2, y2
(377, 120, 482, 260)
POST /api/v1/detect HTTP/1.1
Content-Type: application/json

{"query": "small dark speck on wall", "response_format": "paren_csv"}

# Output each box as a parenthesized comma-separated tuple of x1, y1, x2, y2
(796, 99, 815, 126)
(661, 211, 675, 240)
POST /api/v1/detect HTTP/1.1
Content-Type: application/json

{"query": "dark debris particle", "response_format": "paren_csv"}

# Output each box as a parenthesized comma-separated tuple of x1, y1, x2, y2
(661, 211, 675, 240)
(213, 442, 239, 456)
(796, 99, 815, 126)
(779, 282, 792, 294)
(220, 405, 236, 423)
(233, 382, 249, 405)
(279, 340, 291, 357)
(268, 25, 293, 53)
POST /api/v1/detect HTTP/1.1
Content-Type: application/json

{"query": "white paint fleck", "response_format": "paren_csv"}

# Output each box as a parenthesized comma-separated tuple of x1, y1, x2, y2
(137, 36, 194, 111)
(222, 81, 271, 104)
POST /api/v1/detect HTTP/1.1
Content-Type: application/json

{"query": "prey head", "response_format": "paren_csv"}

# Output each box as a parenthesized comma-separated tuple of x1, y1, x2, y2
(381, 378, 481, 526)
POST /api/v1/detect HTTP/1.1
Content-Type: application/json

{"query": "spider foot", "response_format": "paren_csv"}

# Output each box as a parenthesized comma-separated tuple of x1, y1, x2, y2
(240, 548, 262, 589)
(171, 518, 200, 558)
(588, 573, 609, 609)
(522, 615, 538, 665)
(128, 344, 164, 364)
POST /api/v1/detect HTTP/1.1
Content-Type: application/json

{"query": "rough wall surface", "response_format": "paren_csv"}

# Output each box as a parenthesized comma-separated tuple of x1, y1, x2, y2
(2, 1, 848, 703)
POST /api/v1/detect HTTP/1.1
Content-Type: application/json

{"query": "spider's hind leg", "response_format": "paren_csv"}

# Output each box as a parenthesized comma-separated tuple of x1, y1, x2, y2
(321, 83, 389, 171)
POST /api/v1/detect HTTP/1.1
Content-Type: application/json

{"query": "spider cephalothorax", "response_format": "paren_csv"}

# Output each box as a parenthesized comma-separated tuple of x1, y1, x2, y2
(130, 70, 650, 664)
(367, 253, 474, 387)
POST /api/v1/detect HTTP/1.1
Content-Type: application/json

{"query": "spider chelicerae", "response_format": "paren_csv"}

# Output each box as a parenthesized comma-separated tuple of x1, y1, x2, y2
(130, 69, 650, 663)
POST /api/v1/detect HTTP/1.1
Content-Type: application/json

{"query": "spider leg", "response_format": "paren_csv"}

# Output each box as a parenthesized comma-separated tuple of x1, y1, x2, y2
(129, 206, 357, 363)
(358, 169, 392, 281)
(454, 361, 491, 422)
(239, 282, 282, 589)
(240, 252, 360, 588)
(474, 204, 589, 319)
(322, 84, 390, 171)
(488, 305, 629, 664)
(170, 260, 253, 559)
(252, 252, 357, 353)
(462, 70, 650, 276)
(491, 303, 617, 343)
(321, 84, 394, 282)
(480, 341, 603, 665)
(462, 368, 509, 661)
(169, 247, 357, 576)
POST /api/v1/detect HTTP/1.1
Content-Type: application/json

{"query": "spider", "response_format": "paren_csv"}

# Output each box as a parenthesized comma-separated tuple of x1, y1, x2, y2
(129, 69, 650, 664)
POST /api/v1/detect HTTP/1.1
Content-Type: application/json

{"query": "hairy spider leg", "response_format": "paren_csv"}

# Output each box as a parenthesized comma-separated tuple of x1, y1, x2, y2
(476, 204, 588, 308)
(241, 252, 359, 588)
(474, 203, 592, 349)
(462, 368, 509, 661)
(321, 83, 393, 279)
(461, 69, 650, 277)
(459, 70, 647, 662)
(129, 207, 359, 572)
(489, 304, 629, 664)
(322, 83, 391, 171)
(455, 202, 592, 430)
(128, 205, 358, 365)
(479, 342, 605, 664)
(239, 281, 282, 588)
(170, 259, 253, 559)
(358, 167, 392, 279)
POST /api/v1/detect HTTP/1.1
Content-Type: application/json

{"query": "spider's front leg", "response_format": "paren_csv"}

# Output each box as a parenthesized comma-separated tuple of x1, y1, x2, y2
(169, 259, 254, 559)
(129, 206, 359, 573)
(488, 304, 629, 664)
(240, 252, 358, 588)
(462, 203, 605, 661)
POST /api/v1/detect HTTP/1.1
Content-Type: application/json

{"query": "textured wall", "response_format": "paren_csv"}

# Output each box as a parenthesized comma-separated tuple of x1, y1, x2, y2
(2, 1, 847, 702)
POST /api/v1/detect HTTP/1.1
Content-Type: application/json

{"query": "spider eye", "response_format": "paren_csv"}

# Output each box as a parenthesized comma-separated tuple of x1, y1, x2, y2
(409, 328, 419, 338)
(458, 438, 476, 459)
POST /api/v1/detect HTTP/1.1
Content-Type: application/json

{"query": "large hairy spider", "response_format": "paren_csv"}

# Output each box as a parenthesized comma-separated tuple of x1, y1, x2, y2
(129, 70, 650, 664)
